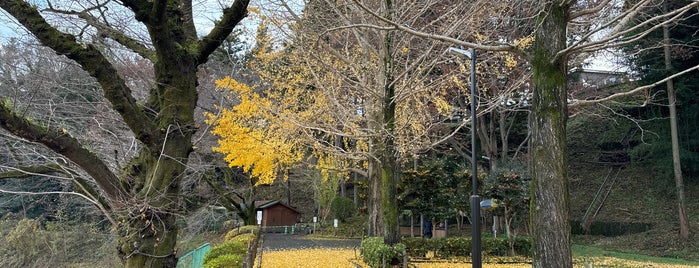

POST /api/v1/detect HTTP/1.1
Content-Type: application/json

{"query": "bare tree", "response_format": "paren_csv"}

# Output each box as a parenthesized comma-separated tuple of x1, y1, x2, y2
(0, 0, 250, 267)
(346, 0, 699, 266)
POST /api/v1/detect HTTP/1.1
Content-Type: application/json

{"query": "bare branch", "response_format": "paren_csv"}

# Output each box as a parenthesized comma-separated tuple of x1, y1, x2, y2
(570, 63, 699, 108)
(0, 0, 160, 148)
(203, 175, 244, 215)
(349, 0, 515, 52)
(119, 0, 152, 22)
(42, 5, 156, 61)
(196, 0, 251, 64)
(0, 102, 127, 201)
(563, 1, 699, 58)
(0, 187, 97, 204)
(571, 0, 613, 19)
(0, 163, 62, 179)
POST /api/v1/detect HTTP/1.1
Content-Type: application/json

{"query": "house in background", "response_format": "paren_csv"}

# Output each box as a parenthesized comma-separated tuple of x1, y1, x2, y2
(569, 68, 629, 89)
(255, 200, 300, 227)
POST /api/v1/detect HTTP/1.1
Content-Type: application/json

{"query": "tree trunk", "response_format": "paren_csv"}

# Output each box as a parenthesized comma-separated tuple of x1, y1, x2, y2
(357, 0, 399, 245)
(117, 210, 179, 267)
(379, 0, 400, 246)
(353, 172, 358, 206)
(118, 59, 197, 266)
(0, 1, 250, 267)
(662, 6, 691, 240)
(368, 160, 383, 237)
(499, 109, 508, 162)
(410, 214, 414, 237)
(381, 156, 399, 245)
(530, 1, 573, 267)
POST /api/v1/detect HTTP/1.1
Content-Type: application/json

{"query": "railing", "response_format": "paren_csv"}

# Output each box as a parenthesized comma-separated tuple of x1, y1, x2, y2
(176, 243, 211, 268)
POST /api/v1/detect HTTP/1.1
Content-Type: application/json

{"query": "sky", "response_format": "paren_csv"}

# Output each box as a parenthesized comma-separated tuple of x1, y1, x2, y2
(0, 1, 622, 72)
(0, 10, 21, 44)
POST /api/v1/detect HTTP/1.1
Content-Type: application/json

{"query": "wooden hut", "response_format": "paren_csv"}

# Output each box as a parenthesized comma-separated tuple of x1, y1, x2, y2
(255, 200, 300, 227)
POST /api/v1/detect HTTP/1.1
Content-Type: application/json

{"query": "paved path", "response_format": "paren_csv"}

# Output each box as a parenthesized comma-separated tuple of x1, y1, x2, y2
(261, 233, 361, 250)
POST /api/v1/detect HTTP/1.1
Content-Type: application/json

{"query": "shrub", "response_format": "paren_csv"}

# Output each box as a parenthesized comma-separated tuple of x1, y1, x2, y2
(224, 225, 259, 241)
(5, 219, 46, 264)
(482, 237, 509, 256)
(401, 236, 532, 259)
(361, 237, 406, 268)
(204, 253, 243, 268)
(330, 197, 356, 222)
(510, 236, 533, 257)
(334, 215, 367, 237)
(230, 233, 256, 245)
(401, 237, 436, 258)
(436, 237, 471, 258)
(203, 241, 247, 265)
(238, 225, 259, 234)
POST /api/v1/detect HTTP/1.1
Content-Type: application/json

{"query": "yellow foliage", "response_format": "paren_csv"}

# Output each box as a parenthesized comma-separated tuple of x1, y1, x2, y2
(514, 36, 535, 50)
(473, 32, 486, 42)
(207, 76, 303, 185)
(504, 54, 518, 69)
(247, 7, 260, 15)
(317, 152, 348, 182)
(434, 98, 453, 116)
(259, 248, 365, 268)
(259, 248, 699, 268)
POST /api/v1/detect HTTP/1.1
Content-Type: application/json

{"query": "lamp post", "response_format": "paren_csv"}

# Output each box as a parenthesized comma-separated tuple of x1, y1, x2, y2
(449, 47, 481, 268)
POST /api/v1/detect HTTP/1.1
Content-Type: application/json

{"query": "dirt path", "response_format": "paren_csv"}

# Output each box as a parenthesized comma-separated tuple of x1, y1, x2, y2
(261, 233, 361, 250)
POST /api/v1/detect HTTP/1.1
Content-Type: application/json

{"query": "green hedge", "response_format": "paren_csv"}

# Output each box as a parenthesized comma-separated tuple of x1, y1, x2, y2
(204, 253, 242, 268)
(203, 241, 247, 266)
(437, 237, 471, 258)
(228, 233, 256, 244)
(206, 225, 260, 268)
(224, 225, 259, 241)
(401, 236, 532, 259)
(361, 237, 407, 268)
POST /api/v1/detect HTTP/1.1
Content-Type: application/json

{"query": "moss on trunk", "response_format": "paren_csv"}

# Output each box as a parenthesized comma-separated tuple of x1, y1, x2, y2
(529, 1, 573, 268)
(117, 209, 179, 268)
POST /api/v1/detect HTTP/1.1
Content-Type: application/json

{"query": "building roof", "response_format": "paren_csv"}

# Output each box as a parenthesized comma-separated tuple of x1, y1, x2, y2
(255, 200, 300, 214)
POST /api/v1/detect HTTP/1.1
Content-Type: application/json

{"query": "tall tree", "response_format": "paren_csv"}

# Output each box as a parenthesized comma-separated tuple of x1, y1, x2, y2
(618, 0, 698, 240)
(349, 0, 699, 266)
(662, 0, 690, 240)
(0, 1, 250, 267)
(528, 1, 573, 266)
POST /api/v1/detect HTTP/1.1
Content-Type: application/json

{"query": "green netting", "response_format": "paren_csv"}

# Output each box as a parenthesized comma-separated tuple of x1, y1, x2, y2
(177, 243, 211, 268)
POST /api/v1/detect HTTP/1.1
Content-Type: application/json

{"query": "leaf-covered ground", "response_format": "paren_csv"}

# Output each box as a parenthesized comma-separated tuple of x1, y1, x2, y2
(258, 248, 699, 268)
(258, 248, 365, 267)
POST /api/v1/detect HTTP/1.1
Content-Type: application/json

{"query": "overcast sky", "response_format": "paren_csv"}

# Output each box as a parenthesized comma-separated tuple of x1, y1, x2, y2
(1, 1, 621, 72)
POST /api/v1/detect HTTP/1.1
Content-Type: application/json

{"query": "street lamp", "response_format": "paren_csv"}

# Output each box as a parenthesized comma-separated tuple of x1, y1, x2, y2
(449, 47, 481, 268)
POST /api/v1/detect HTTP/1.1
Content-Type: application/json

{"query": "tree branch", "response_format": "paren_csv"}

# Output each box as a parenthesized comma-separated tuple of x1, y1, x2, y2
(196, 0, 251, 64)
(203, 175, 244, 215)
(0, 160, 117, 224)
(119, 0, 152, 22)
(85, 15, 156, 61)
(180, 0, 197, 40)
(569, 63, 699, 108)
(349, 0, 514, 52)
(43, 5, 156, 61)
(563, 1, 699, 60)
(0, 0, 161, 148)
(570, 0, 613, 19)
(0, 102, 127, 201)
(0, 163, 62, 179)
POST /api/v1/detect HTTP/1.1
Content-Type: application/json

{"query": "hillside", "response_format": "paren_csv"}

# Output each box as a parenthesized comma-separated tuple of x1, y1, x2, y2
(567, 114, 699, 260)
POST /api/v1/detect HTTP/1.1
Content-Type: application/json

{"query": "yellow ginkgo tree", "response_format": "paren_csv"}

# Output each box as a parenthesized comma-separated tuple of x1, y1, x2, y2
(206, 76, 305, 186)
(208, 0, 533, 247)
